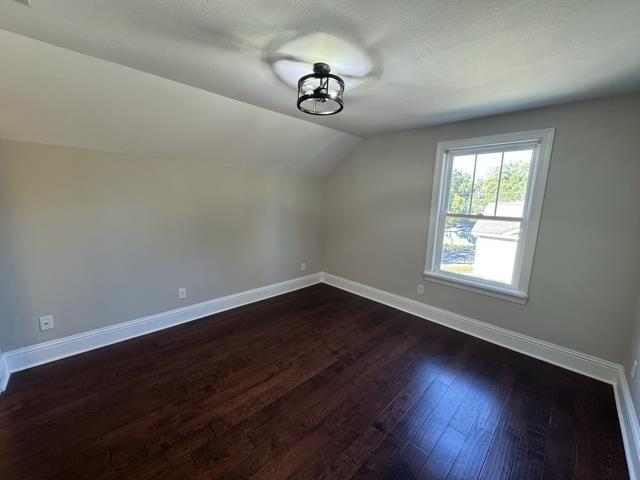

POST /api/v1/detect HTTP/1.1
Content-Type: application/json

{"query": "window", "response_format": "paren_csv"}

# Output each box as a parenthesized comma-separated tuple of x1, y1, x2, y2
(424, 129, 555, 303)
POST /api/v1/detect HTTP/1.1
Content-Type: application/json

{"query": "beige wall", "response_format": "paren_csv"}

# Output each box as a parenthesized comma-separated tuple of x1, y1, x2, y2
(324, 94, 640, 362)
(2, 94, 639, 363)
(0, 140, 324, 350)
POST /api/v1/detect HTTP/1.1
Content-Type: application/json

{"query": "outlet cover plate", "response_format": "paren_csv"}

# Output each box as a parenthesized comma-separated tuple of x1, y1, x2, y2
(39, 315, 54, 331)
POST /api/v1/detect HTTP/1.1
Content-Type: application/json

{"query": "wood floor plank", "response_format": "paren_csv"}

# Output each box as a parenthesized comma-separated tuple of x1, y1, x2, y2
(446, 425, 496, 480)
(419, 425, 467, 479)
(389, 442, 429, 480)
(410, 367, 478, 455)
(509, 387, 551, 480)
(478, 386, 530, 480)
(188, 314, 407, 472)
(214, 329, 421, 478)
(448, 359, 500, 436)
(294, 335, 451, 480)
(0, 284, 629, 480)
(351, 380, 451, 478)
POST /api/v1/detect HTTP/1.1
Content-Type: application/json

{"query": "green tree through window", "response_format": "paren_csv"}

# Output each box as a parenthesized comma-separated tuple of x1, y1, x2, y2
(448, 158, 530, 216)
(445, 156, 530, 245)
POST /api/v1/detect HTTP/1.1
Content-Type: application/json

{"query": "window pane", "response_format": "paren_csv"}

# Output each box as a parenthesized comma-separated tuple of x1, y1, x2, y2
(496, 149, 533, 217)
(447, 154, 475, 214)
(440, 216, 521, 285)
(470, 152, 502, 215)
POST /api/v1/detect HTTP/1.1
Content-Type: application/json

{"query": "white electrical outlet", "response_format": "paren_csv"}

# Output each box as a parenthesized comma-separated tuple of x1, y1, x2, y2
(178, 288, 187, 300)
(417, 284, 424, 295)
(633, 360, 638, 380)
(39, 315, 54, 331)
(300, 262, 306, 272)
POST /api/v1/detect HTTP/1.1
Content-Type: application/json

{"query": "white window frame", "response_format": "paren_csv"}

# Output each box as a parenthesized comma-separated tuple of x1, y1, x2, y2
(424, 128, 555, 304)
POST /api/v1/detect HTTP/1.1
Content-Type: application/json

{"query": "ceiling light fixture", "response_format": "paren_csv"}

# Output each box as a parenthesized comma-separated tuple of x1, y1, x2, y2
(297, 63, 344, 116)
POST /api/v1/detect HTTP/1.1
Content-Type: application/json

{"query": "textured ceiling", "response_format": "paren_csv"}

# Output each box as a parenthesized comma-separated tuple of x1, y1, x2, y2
(0, 29, 360, 175)
(1, 0, 639, 138)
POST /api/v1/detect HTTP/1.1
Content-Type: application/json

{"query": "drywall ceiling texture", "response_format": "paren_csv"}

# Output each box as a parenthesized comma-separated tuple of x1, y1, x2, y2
(0, 29, 361, 176)
(1, 0, 640, 137)
(324, 93, 640, 363)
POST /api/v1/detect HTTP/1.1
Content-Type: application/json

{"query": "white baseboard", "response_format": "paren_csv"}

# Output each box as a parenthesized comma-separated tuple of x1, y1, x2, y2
(321, 272, 620, 384)
(0, 352, 8, 393)
(3, 273, 322, 375)
(615, 369, 640, 480)
(321, 272, 640, 478)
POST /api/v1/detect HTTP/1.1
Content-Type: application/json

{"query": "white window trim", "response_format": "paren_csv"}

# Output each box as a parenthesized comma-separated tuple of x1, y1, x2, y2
(424, 128, 555, 304)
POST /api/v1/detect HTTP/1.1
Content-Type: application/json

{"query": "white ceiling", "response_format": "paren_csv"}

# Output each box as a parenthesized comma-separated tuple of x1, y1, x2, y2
(1, 0, 639, 138)
(0, 29, 360, 175)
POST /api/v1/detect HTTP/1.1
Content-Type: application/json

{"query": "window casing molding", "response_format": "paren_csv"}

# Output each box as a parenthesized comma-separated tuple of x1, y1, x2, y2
(424, 128, 555, 304)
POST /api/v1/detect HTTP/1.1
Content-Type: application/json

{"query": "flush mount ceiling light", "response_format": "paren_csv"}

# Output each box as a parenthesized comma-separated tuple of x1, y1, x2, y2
(297, 63, 344, 116)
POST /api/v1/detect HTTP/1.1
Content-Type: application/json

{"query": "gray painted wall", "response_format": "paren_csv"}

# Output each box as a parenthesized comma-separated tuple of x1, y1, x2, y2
(324, 94, 640, 363)
(0, 140, 324, 350)
(1, 94, 639, 364)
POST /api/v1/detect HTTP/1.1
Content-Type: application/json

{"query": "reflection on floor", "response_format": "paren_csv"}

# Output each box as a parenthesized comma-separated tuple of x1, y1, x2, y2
(0, 284, 629, 479)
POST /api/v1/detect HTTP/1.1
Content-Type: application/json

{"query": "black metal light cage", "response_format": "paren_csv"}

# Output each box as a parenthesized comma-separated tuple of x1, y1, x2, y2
(297, 63, 345, 115)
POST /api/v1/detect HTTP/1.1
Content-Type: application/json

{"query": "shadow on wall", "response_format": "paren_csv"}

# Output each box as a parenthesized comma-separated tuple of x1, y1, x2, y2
(0, 153, 29, 351)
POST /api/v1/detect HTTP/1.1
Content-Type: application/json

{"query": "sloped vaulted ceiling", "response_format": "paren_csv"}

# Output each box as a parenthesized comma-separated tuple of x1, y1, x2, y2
(0, 29, 361, 176)
(1, 0, 640, 173)
(1, 0, 639, 139)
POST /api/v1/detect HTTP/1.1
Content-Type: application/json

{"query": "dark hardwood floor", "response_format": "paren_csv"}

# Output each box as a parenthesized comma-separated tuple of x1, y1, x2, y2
(0, 284, 629, 479)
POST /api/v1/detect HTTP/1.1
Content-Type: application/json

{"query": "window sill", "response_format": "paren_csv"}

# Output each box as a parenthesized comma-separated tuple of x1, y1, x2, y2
(423, 271, 528, 304)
